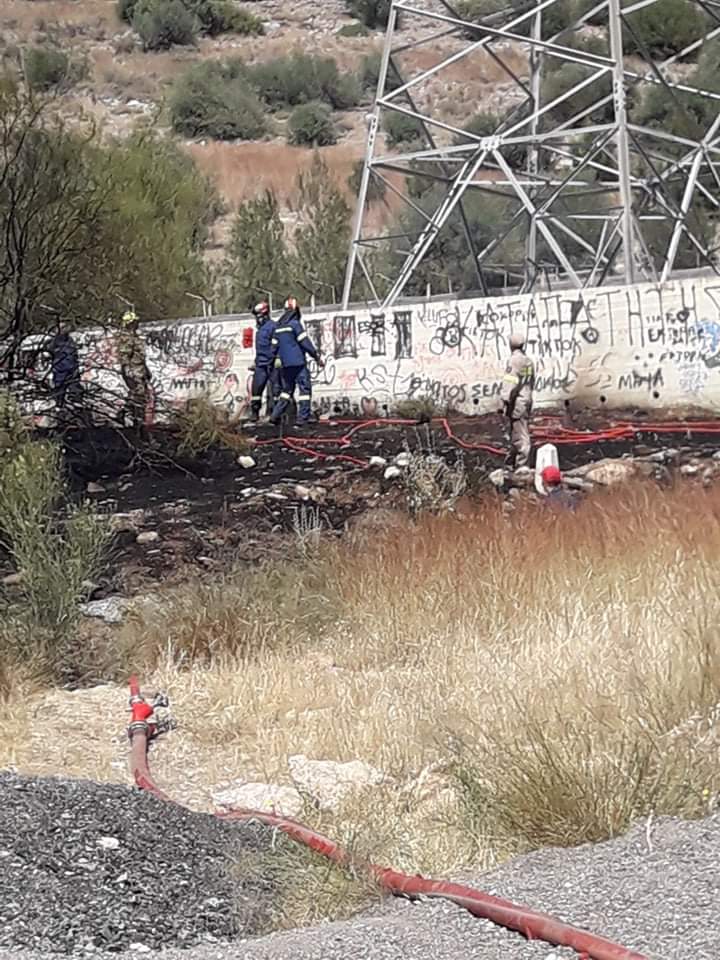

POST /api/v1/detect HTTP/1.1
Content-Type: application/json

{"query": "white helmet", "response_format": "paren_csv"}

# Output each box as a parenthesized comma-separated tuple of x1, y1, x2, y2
(509, 332, 525, 349)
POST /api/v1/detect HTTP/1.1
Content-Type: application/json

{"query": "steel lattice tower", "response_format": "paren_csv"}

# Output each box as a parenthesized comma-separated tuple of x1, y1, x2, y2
(342, 0, 720, 309)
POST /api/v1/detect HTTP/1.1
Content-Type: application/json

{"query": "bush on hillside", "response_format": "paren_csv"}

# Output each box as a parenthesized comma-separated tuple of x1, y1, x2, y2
(347, 159, 387, 202)
(193, 0, 263, 36)
(453, 110, 527, 169)
(248, 53, 360, 110)
(132, 0, 198, 50)
(170, 61, 267, 139)
(337, 22, 369, 37)
(345, 0, 391, 28)
(360, 50, 401, 93)
(118, 0, 262, 38)
(622, 0, 708, 57)
(24, 45, 85, 92)
(287, 102, 337, 146)
(383, 109, 423, 147)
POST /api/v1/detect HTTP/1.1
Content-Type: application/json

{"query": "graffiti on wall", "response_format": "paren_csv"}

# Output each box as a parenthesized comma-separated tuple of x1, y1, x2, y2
(36, 277, 720, 424)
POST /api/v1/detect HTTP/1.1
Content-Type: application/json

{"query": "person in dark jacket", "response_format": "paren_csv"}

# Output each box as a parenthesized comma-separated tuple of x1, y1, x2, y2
(248, 301, 279, 421)
(541, 465, 582, 511)
(269, 297, 323, 427)
(47, 323, 81, 409)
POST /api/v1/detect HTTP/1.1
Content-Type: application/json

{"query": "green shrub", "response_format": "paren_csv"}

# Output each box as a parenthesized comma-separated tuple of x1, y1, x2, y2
(0, 394, 110, 684)
(120, 0, 262, 37)
(345, 0, 391, 28)
(623, 0, 708, 57)
(454, 110, 527, 169)
(288, 101, 337, 146)
(359, 50, 401, 93)
(118, 0, 139, 22)
(170, 61, 268, 139)
(132, 0, 198, 50)
(383, 110, 423, 147)
(248, 53, 360, 110)
(337, 22, 369, 37)
(24, 45, 84, 92)
(193, 0, 263, 36)
(347, 159, 386, 202)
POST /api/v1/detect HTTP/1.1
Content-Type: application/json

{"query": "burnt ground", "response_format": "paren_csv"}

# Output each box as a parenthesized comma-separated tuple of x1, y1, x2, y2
(13, 409, 720, 597)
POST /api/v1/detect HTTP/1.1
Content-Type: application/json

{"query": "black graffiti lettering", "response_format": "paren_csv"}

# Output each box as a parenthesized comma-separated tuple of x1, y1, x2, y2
(393, 312, 412, 359)
(333, 315, 357, 359)
(617, 367, 664, 392)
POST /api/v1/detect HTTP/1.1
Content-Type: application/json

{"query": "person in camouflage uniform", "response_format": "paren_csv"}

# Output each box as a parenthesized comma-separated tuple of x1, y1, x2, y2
(116, 310, 151, 436)
(499, 331, 535, 469)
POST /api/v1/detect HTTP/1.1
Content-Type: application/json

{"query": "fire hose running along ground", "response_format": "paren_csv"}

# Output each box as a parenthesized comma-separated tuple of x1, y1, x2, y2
(254, 415, 720, 467)
(127, 679, 648, 960)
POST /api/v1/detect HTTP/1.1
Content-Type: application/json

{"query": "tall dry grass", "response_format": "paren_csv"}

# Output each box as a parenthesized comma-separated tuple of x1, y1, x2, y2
(106, 481, 720, 875)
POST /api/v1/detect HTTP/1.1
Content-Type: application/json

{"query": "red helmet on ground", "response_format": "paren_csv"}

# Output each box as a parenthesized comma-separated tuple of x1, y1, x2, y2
(541, 465, 562, 486)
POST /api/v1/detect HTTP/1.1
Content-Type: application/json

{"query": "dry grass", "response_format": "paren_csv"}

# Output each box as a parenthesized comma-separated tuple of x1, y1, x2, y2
(1, 482, 719, 890)
(1, 0, 120, 38)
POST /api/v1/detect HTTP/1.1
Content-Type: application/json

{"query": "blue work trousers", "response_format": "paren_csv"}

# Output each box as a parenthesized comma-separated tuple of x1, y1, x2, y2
(271, 365, 312, 423)
(251, 364, 280, 417)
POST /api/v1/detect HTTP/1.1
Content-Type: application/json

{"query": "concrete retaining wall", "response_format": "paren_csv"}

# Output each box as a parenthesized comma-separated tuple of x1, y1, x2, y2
(23, 275, 720, 420)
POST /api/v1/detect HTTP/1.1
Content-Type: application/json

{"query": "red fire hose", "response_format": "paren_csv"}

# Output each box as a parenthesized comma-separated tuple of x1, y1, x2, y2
(254, 415, 720, 468)
(126, 678, 647, 960)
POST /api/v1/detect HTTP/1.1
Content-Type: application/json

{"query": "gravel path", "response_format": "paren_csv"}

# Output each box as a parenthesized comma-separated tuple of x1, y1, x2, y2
(0, 774, 276, 955)
(0, 771, 716, 959)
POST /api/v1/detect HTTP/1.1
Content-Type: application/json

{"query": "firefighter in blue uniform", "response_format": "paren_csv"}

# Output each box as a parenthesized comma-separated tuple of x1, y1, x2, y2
(270, 297, 323, 427)
(248, 301, 279, 421)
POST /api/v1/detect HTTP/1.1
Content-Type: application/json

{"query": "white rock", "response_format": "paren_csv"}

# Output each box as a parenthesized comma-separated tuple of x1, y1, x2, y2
(295, 484, 311, 500)
(86, 481, 106, 494)
(79, 597, 131, 624)
(266, 491, 288, 501)
(394, 452, 411, 467)
(129, 945, 151, 954)
(2, 572, 23, 587)
(136, 531, 159, 544)
(110, 509, 146, 533)
(680, 463, 700, 476)
(237, 455, 256, 469)
(488, 468, 506, 488)
(96, 836, 121, 851)
(369, 456, 387, 468)
(384, 465, 402, 480)
(212, 782, 303, 817)
(581, 458, 637, 486)
(288, 754, 388, 811)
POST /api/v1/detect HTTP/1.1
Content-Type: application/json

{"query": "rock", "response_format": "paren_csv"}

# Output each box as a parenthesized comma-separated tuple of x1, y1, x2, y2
(237, 455, 256, 469)
(511, 466, 534, 486)
(646, 448, 679, 464)
(369, 456, 387, 468)
(129, 945, 151, 954)
(2, 572, 23, 587)
(581, 458, 638, 486)
(237, 486, 257, 497)
(563, 476, 594, 492)
(136, 531, 160, 545)
(309, 485, 327, 504)
(384, 465, 402, 480)
(394, 452, 411, 468)
(96, 837, 121, 851)
(294, 484, 311, 500)
(266, 491, 288, 501)
(86, 481, 106, 494)
(110, 509, 146, 533)
(488, 468, 506, 488)
(79, 597, 131, 624)
(288, 754, 388, 811)
(680, 463, 700, 476)
(212, 782, 303, 817)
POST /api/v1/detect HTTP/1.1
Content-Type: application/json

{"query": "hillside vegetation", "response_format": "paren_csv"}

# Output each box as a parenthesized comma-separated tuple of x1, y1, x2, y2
(1, 0, 717, 316)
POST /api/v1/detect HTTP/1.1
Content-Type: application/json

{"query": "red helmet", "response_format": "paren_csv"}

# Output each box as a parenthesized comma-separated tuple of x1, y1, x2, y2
(541, 465, 562, 486)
